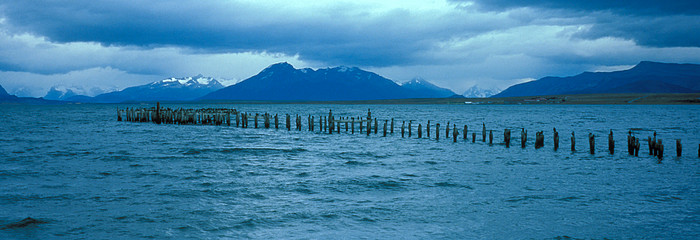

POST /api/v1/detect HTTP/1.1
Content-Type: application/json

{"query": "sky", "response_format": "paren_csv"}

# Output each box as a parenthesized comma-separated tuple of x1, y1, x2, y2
(0, 0, 699, 97)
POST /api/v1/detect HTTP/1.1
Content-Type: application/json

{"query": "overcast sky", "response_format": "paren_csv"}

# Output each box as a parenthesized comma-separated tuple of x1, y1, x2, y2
(1, 0, 699, 97)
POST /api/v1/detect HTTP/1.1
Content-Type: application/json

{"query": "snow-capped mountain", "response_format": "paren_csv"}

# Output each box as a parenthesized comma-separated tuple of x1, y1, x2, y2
(401, 78, 456, 98)
(462, 85, 502, 98)
(72, 75, 223, 103)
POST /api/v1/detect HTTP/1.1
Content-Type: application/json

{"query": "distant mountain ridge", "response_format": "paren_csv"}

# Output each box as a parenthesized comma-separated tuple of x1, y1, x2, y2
(70, 75, 224, 103)
(201, 62, 454, 101)
(462, 85, 501, 98)
(494, 61, 700, 97)
(401, 78, 456, 98)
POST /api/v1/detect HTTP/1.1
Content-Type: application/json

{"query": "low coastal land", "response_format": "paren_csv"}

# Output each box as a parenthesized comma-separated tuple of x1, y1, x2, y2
(194, 93, 700, 105)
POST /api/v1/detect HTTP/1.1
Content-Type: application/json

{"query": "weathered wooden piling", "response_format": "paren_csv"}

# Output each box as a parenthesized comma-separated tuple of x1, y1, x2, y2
(446, 122, 450, 138)
(418, 124, 422, 138)
(367, 118, 371, 136)
(254, 113, 259, 128)
(374, 118, 378, 134)
(608, 130, 614, 154)
(588, 133, 595, 154)
(553, 128, 559, 151)
(463, 125, 468, 140)
(383, 120, 387, 137)
(401, 121, 405, 137)
(453, 125, 458, 143)
(351, 117, 355, 134)
(658, 139, 664, 160)
(345, 120, 348, 132)
(360, 119, 364, 134)
(436, 123, 440, 140)
(427, 120, 431, 138)
(521, 128, 526, 148)
(571, 132, 575, 152)
(390, 118, 394, 134)
(504, 129, 511, 148)
(482, 123, 486, 142)
(535, 131, 544, 149)
(634, 137, 640, 156)
(489, 130, 493, 145)
(676, 139, 681, 157)
(408, 121, 412, 137)
(472, 133, 476, 143)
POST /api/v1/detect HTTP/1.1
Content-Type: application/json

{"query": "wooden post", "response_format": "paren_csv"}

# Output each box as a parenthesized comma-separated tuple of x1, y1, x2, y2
(337, 119, 340, 133)
(482, 123, 486, 142)
(436, 123, 440, 140)
(236, 112, 240, 127)
(453, 124, 458, 143)
(504, 129, 511, 148)
(367, 109, 371, 133)
(383, 120, 387, 137)
(634, 137, 640, 156)
(418, 124, 422, 138)
(676, 139, 682, 157)
(627, 131, 633, 155)
(608, 130, 614, 154)
(521, 128, 526, 148)
(489, 130, 493, 145)
(553, 128, 559, 151)
(658, 139, 664, 160)
(345, 120, 348, 132)
(390, 118, 394, 134)
(535, 131, 544, 149)
(472, 133, 476, 143)
(360, 118, 363, 134)
(571, 132, 575, 151)
(286, 114, 290, 131)
(155, 102, 161, 124)
(446, 122, 450, 139)
(401, 121, 405, 138)
(265, 113, 270, 128)
(374, 118, 378, 134)
(589, 133, 595, 154)
(254, 113, 259, 128)
(351, 117, 355, 134)
(652, 132, 658, 156)
(227, 111, 231, 126)
(117, 108, 122, 121)
(463, 125, 468, 140)
(408, 121, 412, 137)
(367, 118, 371, 136)
(427, 120, 431, 138)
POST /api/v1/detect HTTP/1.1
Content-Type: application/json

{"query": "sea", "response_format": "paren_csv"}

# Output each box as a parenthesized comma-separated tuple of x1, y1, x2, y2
(0, 104, 698, 239)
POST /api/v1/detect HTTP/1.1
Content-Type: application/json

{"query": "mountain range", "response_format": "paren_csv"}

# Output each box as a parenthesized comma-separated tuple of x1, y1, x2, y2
(462, 86, 501, 98)
(201, 63, 455, 101)
(494, 61, 700, 98)
(401, 78, 457, 98)
(65, 75, 224, 103)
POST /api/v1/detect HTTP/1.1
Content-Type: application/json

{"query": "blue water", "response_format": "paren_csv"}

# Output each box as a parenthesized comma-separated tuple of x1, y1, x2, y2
(0, 104, 698, 239)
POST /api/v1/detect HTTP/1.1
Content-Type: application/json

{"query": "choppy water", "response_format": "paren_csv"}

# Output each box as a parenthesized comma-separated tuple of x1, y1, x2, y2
(0, 104, 698, 239)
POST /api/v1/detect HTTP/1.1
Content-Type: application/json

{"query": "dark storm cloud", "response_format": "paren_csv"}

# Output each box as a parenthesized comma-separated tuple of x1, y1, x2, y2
(462, 0, 700, 48)
(467, 0, 700, 16)
(0, 0, 497, 68)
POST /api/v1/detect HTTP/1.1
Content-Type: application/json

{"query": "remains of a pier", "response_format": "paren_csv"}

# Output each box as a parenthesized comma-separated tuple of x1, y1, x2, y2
(118, 103, 696, 160)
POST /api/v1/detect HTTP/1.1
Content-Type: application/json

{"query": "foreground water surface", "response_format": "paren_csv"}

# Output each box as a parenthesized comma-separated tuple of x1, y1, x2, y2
(0, 104, 698, 239)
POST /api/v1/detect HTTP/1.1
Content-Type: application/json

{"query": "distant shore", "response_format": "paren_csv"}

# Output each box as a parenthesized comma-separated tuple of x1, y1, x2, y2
(191, 93, 700, 105)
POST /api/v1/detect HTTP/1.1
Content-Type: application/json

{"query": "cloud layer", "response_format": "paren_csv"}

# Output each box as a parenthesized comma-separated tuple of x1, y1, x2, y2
(0, 0, 698, 96)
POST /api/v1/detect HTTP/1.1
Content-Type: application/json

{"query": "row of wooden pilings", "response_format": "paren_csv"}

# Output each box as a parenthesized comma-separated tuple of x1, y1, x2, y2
(117, 104, 699, 160)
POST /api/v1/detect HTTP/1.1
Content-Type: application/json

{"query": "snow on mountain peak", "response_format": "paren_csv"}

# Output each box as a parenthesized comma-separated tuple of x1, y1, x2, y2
(462, 85, 502, 98)
(156, 75, 221, 87)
